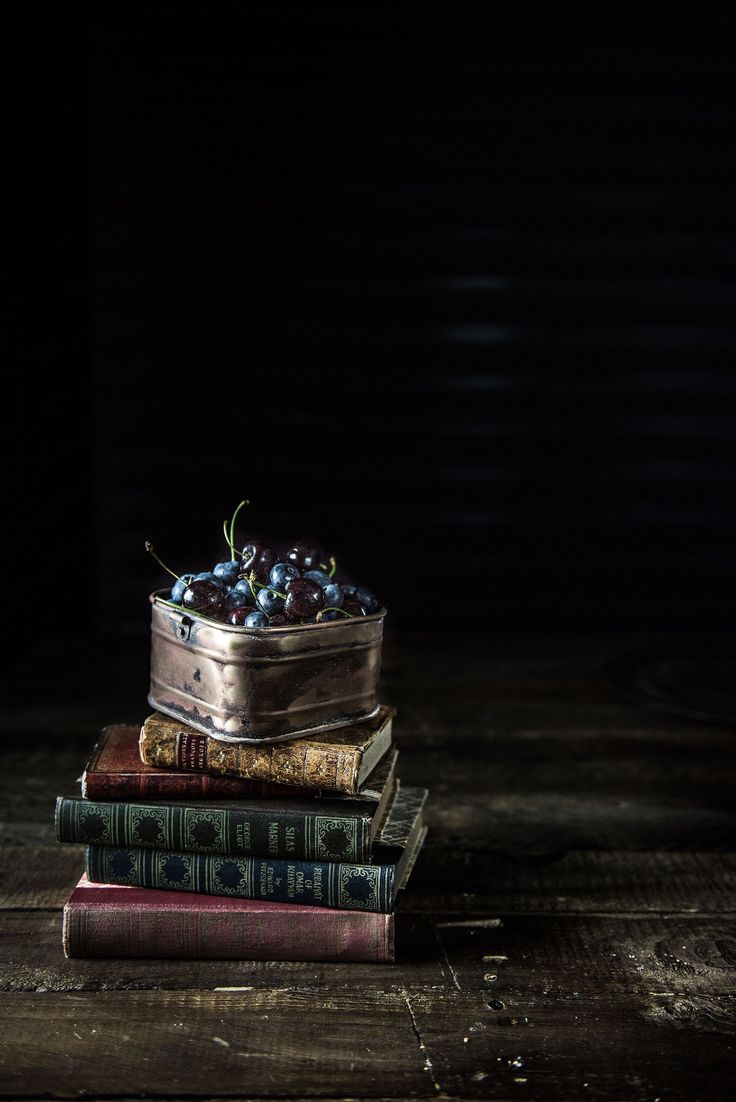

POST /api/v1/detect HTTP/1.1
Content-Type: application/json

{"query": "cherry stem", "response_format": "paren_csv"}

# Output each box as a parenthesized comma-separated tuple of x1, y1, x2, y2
(241, 571, 286, 602)
(329, 556, 337, 577)
(222, 519, 236, 556)
(228, 499, 249, 561)
(145, 542, 184, 584)
(316, 606, 353, 621)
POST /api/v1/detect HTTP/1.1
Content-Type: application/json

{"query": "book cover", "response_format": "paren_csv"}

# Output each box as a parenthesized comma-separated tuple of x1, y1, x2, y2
(139, 705, 394, 795)
(83, 724, 396, 802)
(57, 766, 398, 861)
(85, 787, 428, 914)
(63, 876, 394, 962)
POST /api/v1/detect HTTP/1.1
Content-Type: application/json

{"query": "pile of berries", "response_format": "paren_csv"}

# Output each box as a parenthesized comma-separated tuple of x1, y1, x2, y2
(146, 502, 381, 629)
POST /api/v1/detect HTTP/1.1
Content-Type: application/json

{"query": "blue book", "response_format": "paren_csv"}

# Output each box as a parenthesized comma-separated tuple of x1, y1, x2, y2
(85, 787, 428, 913)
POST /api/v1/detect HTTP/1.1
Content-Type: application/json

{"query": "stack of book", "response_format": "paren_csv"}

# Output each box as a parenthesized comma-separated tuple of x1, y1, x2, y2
(55, 707, 427, 962)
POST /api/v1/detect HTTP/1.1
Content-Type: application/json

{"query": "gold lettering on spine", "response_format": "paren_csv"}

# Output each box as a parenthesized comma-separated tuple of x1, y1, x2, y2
(176, 731, 208, 771)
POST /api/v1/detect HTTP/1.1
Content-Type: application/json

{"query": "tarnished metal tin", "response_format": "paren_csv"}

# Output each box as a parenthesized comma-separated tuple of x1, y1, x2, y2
(148, 591, 385, 744)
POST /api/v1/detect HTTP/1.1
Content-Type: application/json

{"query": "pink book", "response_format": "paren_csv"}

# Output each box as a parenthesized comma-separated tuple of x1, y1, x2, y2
(62, 876, 394, 963)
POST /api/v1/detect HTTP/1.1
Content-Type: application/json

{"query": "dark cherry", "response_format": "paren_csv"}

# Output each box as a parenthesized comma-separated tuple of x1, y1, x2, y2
(343, 598, 368, 617)
(241, 542, 278, 583)
(227, 606, 250, 625)
(182, 579, 225, 616)
(287, 542, 323, 571)
(268, 614, 287, 626)
(284, 577, 325, 621)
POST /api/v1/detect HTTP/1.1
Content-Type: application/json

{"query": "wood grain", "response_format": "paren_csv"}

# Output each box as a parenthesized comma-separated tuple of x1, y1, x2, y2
(1, 989, 734, 1099)
(0, 989, 428, 1097)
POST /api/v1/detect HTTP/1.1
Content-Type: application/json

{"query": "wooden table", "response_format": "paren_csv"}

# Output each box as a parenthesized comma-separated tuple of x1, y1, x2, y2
(1, 632, 734, 1099)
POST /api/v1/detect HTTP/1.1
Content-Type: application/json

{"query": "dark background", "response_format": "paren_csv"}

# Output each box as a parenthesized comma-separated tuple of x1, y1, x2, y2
(9, 9, 736, 654)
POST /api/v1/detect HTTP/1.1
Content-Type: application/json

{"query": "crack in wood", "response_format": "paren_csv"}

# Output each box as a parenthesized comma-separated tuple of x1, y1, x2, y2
(433, 927, 462, 992)
(404, 990, 444, 1096)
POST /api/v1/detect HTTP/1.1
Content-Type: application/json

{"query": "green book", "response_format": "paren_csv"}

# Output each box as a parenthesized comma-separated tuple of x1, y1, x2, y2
(57, 751, 398, 863)
(85, 787, 428, 913)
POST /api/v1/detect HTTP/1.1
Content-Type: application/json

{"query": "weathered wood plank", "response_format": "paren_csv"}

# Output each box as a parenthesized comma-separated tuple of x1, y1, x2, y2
(0, 989, 428, 1097)
(2, 911, 734, 999)
(408, 849, 736, 914)
(0, 845, 84, 909)
(1, 989, 734, 1099)
(3, 845, 735, 914)
(431, 914, 736, 997)
(408, 990, 736, 1101)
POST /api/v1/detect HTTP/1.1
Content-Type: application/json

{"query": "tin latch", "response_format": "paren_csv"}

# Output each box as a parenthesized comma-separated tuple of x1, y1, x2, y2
(168, 610, 194, 641)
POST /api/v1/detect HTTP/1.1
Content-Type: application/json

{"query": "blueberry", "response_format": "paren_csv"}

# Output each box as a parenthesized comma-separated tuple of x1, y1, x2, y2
(225, 589, 252, 611)
(318, 609, 342, 621)
(356, 586, 379, 613)
(323, 582, 344, 608)
(342, 584, 357, 597)
(213, 560, 241, 586)
(257, 589, 286, 617)
(233, 578, 255, 598)
(270, 561, 300, 590)
(244, 609, 268, 628)
(303, 569, 332, 589)
(170, 573, 194, 603)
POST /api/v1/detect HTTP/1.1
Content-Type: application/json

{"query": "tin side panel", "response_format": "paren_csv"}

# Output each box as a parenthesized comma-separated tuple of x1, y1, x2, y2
(149, 596, 384, 743)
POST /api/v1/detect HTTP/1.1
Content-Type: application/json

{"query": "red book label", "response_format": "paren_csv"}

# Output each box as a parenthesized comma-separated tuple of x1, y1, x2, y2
(176, 731, 208, 771)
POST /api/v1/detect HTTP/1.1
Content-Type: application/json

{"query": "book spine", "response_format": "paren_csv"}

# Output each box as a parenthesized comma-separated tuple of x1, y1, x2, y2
(86, 845, 395, 913)
(57, 797, 370, 862)
(139, 724, 363, 795)
(82, 771, 318, 801)
(62, 899, 394, 962)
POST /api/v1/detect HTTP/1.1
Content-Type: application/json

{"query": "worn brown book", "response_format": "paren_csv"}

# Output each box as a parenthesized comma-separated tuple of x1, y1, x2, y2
(83, 723, 396, 803)
(139, 705, 395, 796)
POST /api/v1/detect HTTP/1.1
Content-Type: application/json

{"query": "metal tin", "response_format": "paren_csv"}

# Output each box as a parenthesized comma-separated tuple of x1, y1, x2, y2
(148, 591, 385, 744)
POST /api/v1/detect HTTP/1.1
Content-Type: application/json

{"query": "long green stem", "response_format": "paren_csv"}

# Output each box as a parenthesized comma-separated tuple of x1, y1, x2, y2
(222, 519, 237, 556)
(145, 542, 184, 584)
(228, 499, 249, 561)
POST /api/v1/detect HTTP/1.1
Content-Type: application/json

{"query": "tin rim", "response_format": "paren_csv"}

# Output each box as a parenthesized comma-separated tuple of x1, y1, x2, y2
(149, 590, 386, 633)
